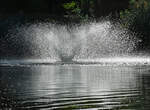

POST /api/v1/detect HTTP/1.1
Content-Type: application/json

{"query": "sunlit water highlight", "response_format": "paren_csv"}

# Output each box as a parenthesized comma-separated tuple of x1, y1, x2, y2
(1, 57, 150, 66)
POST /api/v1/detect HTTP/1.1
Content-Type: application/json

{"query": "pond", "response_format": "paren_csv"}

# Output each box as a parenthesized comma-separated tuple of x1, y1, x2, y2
(1, 65, 150, 109)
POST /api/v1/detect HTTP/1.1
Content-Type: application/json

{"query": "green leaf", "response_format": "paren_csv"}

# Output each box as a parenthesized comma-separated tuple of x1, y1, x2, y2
(63, 1, 76, 10)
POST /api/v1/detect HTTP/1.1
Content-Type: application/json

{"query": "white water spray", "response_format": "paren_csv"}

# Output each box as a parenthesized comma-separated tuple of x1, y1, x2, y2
(1, 20, 144, 65)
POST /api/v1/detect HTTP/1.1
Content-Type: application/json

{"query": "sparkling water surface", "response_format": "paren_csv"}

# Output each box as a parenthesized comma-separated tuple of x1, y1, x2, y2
(1, 63, 150, 110)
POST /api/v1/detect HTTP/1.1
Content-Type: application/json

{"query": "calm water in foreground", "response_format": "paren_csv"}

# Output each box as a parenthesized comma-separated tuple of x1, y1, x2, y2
(0, 65, 150, 110)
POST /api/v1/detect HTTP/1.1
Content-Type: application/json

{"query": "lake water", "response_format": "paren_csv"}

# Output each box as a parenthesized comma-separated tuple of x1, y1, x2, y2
(0, 65, 150, 109)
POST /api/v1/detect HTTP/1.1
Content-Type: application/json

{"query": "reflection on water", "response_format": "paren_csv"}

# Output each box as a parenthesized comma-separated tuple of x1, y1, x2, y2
(0, 65, 150, 109)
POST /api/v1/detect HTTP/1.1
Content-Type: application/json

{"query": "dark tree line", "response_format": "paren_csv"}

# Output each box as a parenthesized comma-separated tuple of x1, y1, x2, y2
(0, 0, 129, 18)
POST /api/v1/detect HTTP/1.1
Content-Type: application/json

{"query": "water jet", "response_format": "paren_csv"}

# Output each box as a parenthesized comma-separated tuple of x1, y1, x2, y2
(0, 20, 140, 64)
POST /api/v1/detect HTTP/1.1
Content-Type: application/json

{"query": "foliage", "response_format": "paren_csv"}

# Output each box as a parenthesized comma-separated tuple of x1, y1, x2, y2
(120, 0, 150, 26)
(120, 0, 150, 49)
(63, 1, 76, 10)
(62, 0, 94, 21)
(129, 0, 150, 9)
(63, 1, 82, 20)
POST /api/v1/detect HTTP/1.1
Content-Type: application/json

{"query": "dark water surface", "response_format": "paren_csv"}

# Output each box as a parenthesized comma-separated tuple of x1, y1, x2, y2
(0, 65, 150, 110)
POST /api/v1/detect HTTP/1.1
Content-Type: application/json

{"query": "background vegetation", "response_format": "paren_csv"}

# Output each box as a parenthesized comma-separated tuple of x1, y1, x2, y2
(0, 0, 128, 21)
(120, 0, 150, 50)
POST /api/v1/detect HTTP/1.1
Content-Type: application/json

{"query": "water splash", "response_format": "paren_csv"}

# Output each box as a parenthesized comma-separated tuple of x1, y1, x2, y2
(1, 20, 140, 63)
